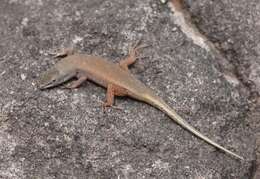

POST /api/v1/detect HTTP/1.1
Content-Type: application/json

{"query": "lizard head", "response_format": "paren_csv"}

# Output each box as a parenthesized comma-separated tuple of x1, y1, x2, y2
(38, 66, 76, 90)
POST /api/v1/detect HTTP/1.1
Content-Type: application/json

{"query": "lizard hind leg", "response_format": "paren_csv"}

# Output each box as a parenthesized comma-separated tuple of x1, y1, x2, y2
(103, 84, 115, 108)
(102, 84, 127, 110)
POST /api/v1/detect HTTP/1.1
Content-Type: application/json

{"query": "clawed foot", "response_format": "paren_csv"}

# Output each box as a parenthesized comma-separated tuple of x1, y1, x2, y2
(49, 48, 75, 58)
(99, 101, 123, 112)
(61, 75, 88, 89)
(61, 82, 79, 89)
(129, 40, 150, 59)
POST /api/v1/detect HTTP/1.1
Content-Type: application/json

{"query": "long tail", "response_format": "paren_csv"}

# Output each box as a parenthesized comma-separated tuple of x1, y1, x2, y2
(143, 93, 243, 160)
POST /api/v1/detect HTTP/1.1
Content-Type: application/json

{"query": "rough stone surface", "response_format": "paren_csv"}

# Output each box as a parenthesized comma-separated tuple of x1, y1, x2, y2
(185, 0, 260, 94)
(0, 0, 255, 178)
(184, 0, 260, 178)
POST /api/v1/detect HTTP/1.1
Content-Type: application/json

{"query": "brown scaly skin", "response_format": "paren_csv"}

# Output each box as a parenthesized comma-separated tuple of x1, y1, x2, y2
(38, 44, 243, 160)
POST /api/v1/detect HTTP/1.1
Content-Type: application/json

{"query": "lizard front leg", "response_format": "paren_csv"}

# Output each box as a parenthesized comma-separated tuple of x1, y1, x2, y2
(119, 46, 139, 70)
(119, 43, 149, 70)
(50, 48, 76, 58)
(64, 76, 87, 89)
(64, 71, 88, 89)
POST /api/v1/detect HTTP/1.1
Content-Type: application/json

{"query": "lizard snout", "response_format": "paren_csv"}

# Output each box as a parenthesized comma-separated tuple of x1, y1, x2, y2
(38, 68, 75, 90)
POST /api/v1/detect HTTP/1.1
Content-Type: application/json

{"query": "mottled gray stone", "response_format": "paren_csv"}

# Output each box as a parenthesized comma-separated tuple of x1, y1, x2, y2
(0, 0, 255, 178)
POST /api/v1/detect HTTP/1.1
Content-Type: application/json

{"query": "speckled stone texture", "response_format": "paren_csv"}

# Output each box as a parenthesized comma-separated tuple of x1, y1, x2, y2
(184, 0, 260, 178)
(0, 0, 256, 178)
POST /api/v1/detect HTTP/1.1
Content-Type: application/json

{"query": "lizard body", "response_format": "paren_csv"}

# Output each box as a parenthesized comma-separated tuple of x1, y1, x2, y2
(38, 46, 243, 160)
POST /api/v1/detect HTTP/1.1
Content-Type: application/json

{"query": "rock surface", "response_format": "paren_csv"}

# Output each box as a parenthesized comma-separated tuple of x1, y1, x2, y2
(0, 0, 256, 178)
(184, 0, 260, 178)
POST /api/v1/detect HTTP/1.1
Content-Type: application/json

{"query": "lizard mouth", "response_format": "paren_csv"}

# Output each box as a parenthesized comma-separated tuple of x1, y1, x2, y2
(38, 69, 76, 90)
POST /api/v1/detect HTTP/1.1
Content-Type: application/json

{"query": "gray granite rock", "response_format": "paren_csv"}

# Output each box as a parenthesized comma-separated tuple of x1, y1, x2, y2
(0, 0, 255, 178)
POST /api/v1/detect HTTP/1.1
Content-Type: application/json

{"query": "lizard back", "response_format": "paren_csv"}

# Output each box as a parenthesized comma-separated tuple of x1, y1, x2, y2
(58, 54, 154, 100)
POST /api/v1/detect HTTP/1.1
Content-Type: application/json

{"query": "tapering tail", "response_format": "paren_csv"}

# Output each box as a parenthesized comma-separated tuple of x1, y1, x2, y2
(142, 93, 243, 160)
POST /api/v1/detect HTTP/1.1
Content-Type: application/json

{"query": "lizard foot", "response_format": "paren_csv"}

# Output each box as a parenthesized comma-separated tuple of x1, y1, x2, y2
(49, 48, 75, 58)
(62, 75, 88, 89)
(100, 101, 123, 112)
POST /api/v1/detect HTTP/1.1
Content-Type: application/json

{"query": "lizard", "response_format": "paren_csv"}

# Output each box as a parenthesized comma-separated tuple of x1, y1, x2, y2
(38, 43, 243, 160)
